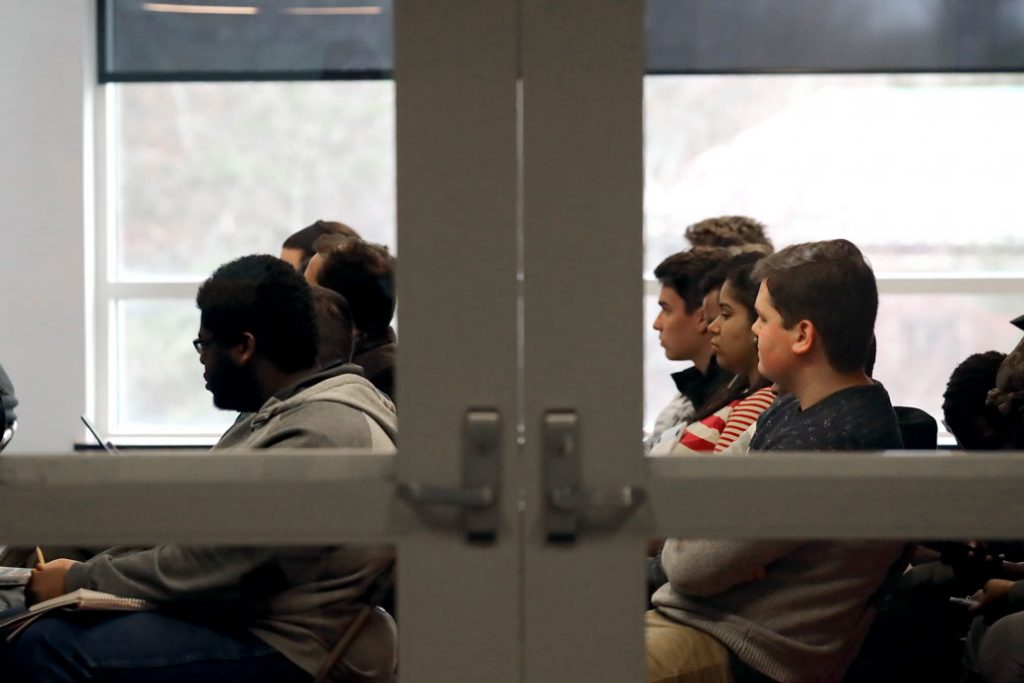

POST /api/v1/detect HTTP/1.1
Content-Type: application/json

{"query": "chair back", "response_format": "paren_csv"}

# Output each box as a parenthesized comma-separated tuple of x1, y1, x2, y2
(893, 406, 938, 450)
(315, 560, 397, 683)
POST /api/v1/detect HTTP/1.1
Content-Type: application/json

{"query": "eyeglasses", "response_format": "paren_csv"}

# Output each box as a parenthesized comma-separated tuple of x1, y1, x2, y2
(192, 337, 215, 354)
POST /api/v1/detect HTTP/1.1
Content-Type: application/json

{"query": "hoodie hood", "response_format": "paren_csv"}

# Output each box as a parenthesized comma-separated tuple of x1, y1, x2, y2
(253, 369, 397, 447)
(214, 363, 397, 451)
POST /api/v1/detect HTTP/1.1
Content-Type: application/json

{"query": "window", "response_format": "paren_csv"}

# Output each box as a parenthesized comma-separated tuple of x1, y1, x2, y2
(97, 81, 394, 441)
(644, 74, 1024, 433)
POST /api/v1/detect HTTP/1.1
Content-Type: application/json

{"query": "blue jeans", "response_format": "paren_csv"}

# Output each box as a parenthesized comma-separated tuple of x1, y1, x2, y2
(2, 611, 312, 682)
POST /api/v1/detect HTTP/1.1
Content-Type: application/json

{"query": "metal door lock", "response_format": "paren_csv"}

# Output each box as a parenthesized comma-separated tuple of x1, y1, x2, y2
(543, 410, 644, 543)
(398, 409, 501, 543)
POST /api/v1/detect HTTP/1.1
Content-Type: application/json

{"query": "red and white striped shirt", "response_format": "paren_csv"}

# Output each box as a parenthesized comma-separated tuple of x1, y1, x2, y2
(668, 386, 777, 455)
(715, 387, 776, 452)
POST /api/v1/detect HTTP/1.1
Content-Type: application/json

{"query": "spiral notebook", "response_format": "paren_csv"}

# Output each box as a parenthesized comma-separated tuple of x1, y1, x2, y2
(0, 588, 152, 640)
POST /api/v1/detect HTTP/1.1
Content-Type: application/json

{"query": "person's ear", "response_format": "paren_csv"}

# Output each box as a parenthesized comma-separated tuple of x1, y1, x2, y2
(695, 306, 709, 333)
(790, 320, 814, 357)
(228, 332, 257, 366)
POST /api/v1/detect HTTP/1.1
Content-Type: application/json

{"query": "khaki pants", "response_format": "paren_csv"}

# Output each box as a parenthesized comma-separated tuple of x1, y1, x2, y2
(645, 610, 734, 683)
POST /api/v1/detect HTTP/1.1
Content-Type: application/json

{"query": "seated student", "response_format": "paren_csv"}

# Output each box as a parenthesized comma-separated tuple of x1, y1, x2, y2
(943, 351, 1012, 450)
(647, 239, 907, 683)
(306, 238, 397, 403)
(651, 253, 775, 455)
(855, 344, 1024, 682)
(215, 283, 378, 452)
(649, 218, 773, 449)
(4, 255, 398, 682)
(958, 326, 1024, 682)
(280, 219, 361, 274)
(644, 254, 775, 601)
(649, 248, 735, 448)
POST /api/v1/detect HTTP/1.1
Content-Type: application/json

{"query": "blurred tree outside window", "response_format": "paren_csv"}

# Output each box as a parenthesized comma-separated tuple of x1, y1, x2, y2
(103, 75, 1024, 439)
(107, 81, 395, 437)
(644, 74, 1024, 433)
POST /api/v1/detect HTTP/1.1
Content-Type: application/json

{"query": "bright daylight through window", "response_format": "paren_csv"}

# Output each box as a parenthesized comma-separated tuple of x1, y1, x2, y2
(644, 74, 1024, 433)
(100, 74, 1024, 441)
(103, 81, 395, 439)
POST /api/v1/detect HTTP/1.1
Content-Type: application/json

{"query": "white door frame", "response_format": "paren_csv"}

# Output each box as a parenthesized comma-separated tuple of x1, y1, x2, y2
(5, 4, 1024, 683)
(517, 2, 1024, 681)
(0, 1, 525, 681)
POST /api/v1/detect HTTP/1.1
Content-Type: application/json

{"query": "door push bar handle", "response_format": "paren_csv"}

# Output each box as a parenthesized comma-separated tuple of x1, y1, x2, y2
(548, 484, 644, 513)
(397, 482, 494, 508)
(543, 410, 645, 543)
(397, 409, 501, 543)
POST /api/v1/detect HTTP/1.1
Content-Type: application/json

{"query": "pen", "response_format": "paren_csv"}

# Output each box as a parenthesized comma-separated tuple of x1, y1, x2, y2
(35, 546, 45, 566)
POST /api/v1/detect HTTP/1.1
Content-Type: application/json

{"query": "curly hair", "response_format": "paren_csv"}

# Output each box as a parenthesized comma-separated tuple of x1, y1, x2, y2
(684, 216, 773, 252)
(196, 254, 318, 373)
(943, 351, 1011, 449)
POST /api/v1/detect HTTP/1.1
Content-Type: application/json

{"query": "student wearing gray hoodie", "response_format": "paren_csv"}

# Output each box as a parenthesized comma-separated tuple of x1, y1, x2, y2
(8, 255, 397, 683)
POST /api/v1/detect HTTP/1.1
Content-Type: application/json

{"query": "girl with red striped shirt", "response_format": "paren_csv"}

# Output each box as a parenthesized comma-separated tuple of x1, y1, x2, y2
(653, 253, 775, 455)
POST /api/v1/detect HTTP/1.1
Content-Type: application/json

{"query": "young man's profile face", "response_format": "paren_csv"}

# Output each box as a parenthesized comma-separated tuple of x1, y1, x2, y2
(752, 281, 794, 386)
(653, 285, 706, 362)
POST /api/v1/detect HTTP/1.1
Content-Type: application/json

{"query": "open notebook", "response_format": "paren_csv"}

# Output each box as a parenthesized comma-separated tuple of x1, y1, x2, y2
(0, 588, 152, 640)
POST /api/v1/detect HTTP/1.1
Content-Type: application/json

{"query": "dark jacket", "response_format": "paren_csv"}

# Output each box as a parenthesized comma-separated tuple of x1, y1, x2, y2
(353, 328, 396, 404)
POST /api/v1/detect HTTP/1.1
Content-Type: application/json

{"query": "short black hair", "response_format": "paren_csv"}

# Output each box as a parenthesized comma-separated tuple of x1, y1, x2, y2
(315, 239, 396, 339)
(653, 247, 730, 312)
(197, 254, 318, 373)
(943, 351, 1010, 449)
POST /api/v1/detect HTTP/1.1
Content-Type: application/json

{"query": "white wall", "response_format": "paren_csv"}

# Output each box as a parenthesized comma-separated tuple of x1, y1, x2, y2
(0, 2, 91, 452)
